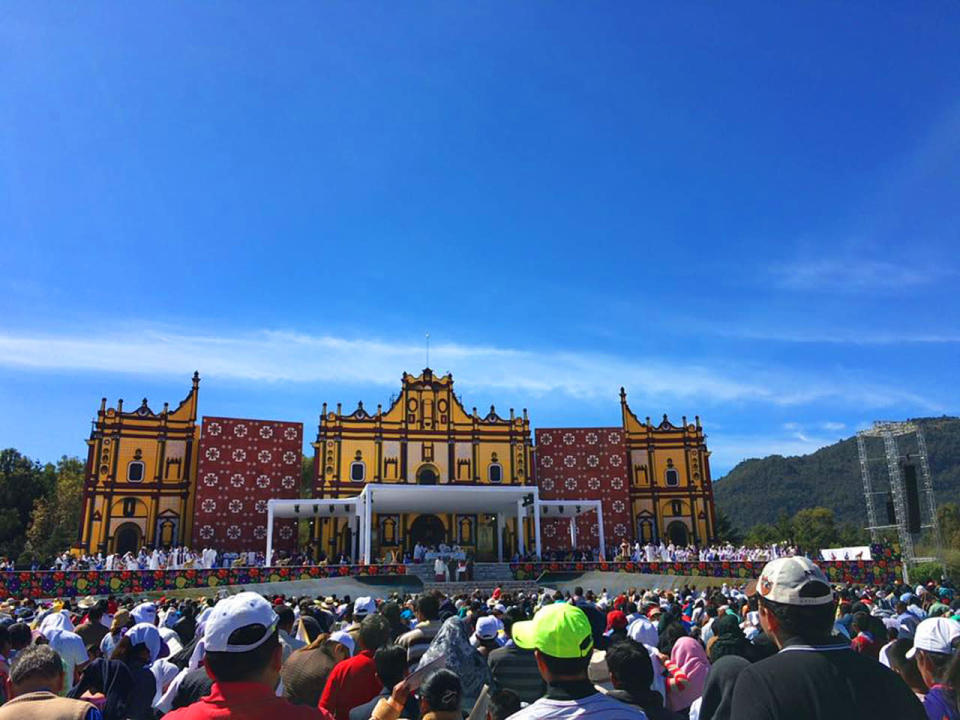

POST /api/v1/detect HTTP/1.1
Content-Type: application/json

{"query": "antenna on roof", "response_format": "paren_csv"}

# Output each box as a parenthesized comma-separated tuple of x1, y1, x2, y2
(425, 332, 430, 369)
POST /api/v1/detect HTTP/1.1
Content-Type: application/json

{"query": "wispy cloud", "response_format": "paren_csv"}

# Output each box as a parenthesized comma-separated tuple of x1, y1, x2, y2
(770, 258, 953, 293)
(821, 421, 846, 431)
(711, 431, 841, 474)
(711, 326, 960, 345)
(0, 325, 943, 412)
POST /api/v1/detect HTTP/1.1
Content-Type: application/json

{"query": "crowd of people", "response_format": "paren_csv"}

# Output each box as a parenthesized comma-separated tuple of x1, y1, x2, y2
(5, 540, 815, 573)
(0, 554, 955, 720)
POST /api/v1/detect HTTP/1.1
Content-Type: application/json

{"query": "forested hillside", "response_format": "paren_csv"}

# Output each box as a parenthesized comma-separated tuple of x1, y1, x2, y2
(714, 417, 960, 533)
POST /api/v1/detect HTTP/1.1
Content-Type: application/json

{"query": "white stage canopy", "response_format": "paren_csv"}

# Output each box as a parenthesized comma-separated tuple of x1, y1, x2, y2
(265, 484, 605, 564)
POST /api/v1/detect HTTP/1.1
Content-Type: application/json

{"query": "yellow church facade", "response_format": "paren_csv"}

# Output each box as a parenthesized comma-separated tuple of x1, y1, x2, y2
(621, 388, 716, 546)
(312, 368, 534, 561)
(78, 374, 201, 554)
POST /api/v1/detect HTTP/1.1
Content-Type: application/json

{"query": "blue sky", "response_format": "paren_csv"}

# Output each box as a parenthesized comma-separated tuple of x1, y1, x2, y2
(1, 2, 958, 476)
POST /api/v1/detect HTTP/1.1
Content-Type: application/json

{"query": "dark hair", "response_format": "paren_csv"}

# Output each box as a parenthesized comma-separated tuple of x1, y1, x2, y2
(8, 622, 31, 649)
(919, 647, 955, 684)
(421, 668, 462, 712)
(657, 621, 688, 655)
(109, 637, 150, 665)
(605, 638, 653, 693)
(489, 689, 521, 720)
(538, 652, 591, 678)
(275, 605, 295, 629)
(10, 644, 63, 685)
(358, 614, 390, 652)
(417, 595, 440, 621)
(374, 644, 408, 689)
(205, 625, 280, 682)
(888, 638, 927, 689)
(0, 626, 9, 651)
(852, 611, 870, 634)
(758, 596, 836, 643)
(502, 607, 527, 637)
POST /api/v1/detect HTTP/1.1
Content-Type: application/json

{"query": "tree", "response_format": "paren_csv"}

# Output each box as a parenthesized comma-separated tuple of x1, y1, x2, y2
(0, 449, 55, 559)
(24, 456, 84, 564)
(937, 503, 960, 549)
(791, 507, 839, 552)
(744, 523, 779, 546)
(713, 508, 742, 545)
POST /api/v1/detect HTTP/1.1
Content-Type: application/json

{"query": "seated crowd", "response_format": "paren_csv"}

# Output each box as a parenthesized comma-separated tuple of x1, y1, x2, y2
(0, 556, 954, 720)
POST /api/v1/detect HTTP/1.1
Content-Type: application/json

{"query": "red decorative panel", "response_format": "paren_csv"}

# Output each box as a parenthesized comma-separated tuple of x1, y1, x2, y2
(535, 428, 632, 553)
(193, 417, 302, 553)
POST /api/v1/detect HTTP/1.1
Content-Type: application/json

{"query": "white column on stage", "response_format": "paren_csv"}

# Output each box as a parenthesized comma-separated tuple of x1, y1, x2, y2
(596, 501, 606, 560)
(497, 513, 504, 562)
(533, 497, 542, 560)
(265, 501, 275, 567)
(516, 501, 525, 555)
(353, 511, 361, 563)
(570, 514, 577, 548)
(363, 487, 373, 565)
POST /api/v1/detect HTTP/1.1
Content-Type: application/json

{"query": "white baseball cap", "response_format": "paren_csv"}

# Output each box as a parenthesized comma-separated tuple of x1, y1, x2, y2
(132, 602, 158, 625)
(474, 616, 500, 640)
(755, 557, 833, 606)
(127, 623, 163, 662)
(354, 596, 376, 617)
(906, 617, 960, 659)
(329, 630, 356, 656)
(204, 592, 279, 653)
(627, 617, 658, 647)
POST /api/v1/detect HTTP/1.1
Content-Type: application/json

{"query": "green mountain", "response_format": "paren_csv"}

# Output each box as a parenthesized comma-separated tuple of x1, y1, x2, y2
(714, 417, 960, 533)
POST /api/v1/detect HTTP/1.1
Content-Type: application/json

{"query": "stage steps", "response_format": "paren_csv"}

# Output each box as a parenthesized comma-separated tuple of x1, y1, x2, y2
(406, 562, 540, 595)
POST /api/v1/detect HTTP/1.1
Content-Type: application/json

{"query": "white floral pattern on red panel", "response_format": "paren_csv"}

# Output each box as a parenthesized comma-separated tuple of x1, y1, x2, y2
(201, 499, 216, 513)
(283, 451, 297, 465)
(535, 427, 633, 552)
(194, 417, 303, 553)
(540, 433, 553, 445)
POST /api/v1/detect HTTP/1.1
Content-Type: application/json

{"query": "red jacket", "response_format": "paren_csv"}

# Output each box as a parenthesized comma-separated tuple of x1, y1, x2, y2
(165, 681, 332, 720)
(319, 650, 381, 720)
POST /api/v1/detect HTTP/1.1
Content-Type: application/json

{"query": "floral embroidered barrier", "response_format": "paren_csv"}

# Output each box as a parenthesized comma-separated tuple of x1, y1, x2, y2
(0, 564, 407, 599)
(511, 545, 903, 586)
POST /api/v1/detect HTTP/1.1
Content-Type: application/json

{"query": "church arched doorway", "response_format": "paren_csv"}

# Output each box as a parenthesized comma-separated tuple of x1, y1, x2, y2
(114, 523, 142, 555)
(409, 514, 446, 548)
(666, 520, 689, 546)
(416, 464, 439, 485)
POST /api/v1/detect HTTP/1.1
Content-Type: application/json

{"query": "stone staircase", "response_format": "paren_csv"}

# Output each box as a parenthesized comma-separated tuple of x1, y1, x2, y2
(406, 562, 541, 595)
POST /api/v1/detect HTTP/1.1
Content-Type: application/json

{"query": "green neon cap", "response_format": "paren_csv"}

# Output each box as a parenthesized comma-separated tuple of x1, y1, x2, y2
(512, 602, 594, 659)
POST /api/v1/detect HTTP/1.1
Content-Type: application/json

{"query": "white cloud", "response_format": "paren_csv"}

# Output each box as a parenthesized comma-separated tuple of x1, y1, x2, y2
(0, 325, 942, 411)
(821, 421, 846, 431)
(712, 326, 960, 345)
(711, 432, 839, 474)
(770, 259, 953, 293)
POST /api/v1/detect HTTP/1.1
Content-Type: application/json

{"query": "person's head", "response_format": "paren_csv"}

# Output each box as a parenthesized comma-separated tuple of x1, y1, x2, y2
(887, 638, 928, 695)
(419, 669, 462, 715)
(353, 596, 376, 622)
(487, 689, 521, 720)
(605, 638, 654, 694)
(417, 594, 440, 622)
(358, 614, 390, 653)
(473, 616, 501, 648)
(908, 617, 960, 687)
(86, 606, 104, 624)
(274, 605, 295, 634)
(374, 644, 408, 690)
(327, 631, 356, 661)
(501, 607, 526, 639)
(0, 626, 9, 657)
(852, 611, 870, 635)
(8, 622, 31, 652)
(8, 645, 65, 697)
(754, 557, 835, 647)
(512, 603, 593, 683)
(203, 592, 282, 687)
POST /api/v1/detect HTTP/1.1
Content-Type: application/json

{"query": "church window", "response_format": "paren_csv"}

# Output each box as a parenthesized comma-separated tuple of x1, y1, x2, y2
(122, 498, 137, 517)
(665, 460, 679, 486)
(127, 461, 145, 483)
(350, 461, 366, 482)
(671, 500, 682, 516)
(488, 463, 503, 483)
(422, 443, 434, 461)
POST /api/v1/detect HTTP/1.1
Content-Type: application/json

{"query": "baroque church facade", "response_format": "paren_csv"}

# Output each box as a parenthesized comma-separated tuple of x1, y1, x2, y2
(78, 370, 716, 558)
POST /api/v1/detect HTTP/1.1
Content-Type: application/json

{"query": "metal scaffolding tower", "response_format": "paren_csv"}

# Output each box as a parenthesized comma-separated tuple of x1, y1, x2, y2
(859, 421, 943, 579)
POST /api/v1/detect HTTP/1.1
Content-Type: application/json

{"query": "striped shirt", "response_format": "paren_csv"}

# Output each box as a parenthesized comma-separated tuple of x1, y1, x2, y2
(509, 681, 648, 720)
(488, 644, 547, 705)
(396, 622, 440, 666)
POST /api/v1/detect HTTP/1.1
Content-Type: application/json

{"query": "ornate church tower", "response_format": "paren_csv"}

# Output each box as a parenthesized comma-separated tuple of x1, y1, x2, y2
(620, 388, 716, 545)
(77, 373, 201, 554)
